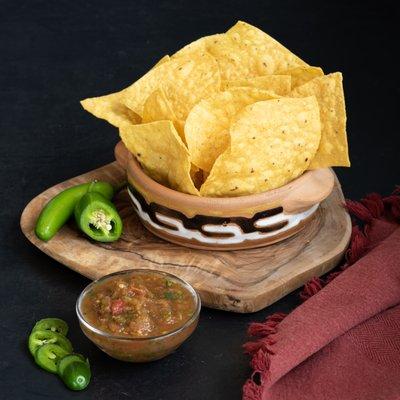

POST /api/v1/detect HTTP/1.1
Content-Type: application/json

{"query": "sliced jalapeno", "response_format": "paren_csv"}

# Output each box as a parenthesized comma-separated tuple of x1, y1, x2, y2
(60, 360, 91, 391)
(35, 343, 70, 373)
(74, 191, 122, 242)
(28, 330, 73, 356)
(32, 318, 69, 336)
(35, 181, 114, 241)
(57, 354, 87, 376)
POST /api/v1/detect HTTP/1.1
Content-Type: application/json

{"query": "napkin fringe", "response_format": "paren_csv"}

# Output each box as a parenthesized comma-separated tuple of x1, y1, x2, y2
(243, 313, 287, 400)
(243, 379, 263, 400)
(383, 190, 400, 220)
(242, 188, 400, 400)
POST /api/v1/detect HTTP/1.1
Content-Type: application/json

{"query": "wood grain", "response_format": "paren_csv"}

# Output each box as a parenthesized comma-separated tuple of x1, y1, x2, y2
(20, 162, 351, 313)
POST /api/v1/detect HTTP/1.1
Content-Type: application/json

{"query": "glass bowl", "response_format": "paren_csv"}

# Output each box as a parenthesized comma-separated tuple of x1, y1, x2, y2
(76, 269, 201, 362)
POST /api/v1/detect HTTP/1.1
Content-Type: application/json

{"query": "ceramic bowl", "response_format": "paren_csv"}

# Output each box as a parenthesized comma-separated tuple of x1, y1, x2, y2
(114, 141, 334, 250)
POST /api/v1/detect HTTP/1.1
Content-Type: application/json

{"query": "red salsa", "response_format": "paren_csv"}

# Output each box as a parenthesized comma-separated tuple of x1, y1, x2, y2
(81, 271, 196, 338)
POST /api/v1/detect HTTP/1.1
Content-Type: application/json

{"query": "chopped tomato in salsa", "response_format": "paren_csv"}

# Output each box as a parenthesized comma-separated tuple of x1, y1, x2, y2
(81, 272, 196, 337)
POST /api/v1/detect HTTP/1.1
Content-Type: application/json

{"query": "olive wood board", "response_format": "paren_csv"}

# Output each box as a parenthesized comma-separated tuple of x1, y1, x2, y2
(20, 161, 351, 313)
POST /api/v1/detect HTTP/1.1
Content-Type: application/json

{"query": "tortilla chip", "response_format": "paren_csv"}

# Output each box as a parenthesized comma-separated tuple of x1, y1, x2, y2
(142, 88, 176, 123)
(80, 92, 141, 128)
(290, 72, 349, 168)
(221, 75, 291, 95)
(122, 52, 220, 119)
(80, 55, 171, 128)
(281, 66, 324, 89)
(185, 87, 279, 172)
(211, 21, 308, 79)
(142, 88, 185, 141)
(173, 22, 308, 81)
(82, 22, 349, 199)
(119, 121, 199, 195)
(200, 97, 321, 197)
(171, 35, 218, 59)
(152, 55, 170, 69)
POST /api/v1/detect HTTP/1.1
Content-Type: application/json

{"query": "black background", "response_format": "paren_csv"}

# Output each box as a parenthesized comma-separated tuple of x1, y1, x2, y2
(1, 1, 399, 399)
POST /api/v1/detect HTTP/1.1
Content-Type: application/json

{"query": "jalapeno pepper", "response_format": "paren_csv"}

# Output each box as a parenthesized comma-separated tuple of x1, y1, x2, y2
(57, 354, 86, 376)
(28, 330, 73, 356)
(35, 343, 70, 373)
(32, 317, 69, 336)
(35, 181, 114, 241)
(28, 318, 92, 390)
(60, 360, 91, 391)
(74, 191, 122, 242)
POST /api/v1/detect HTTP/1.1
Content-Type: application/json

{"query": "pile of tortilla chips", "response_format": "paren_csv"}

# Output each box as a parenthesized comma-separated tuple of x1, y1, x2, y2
(81, 21, 350, 197)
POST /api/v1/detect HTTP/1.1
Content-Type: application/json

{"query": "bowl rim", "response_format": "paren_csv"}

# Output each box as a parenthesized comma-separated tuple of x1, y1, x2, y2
(123, 144, 333, 208)
(76, 269, 201, 342)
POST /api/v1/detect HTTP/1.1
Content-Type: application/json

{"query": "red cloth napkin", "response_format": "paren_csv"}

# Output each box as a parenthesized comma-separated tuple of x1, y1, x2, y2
(243, 190, 400, 400)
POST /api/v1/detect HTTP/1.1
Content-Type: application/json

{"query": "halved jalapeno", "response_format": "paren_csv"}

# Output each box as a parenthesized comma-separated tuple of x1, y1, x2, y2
(74, 191, 122, 242)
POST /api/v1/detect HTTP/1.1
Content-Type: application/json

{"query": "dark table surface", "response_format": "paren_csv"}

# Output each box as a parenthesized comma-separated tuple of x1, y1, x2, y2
(1, 0, 399, 399)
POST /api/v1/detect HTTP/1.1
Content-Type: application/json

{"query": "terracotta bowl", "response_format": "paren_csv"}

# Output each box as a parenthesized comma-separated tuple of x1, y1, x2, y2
(114, 141, 334, 251)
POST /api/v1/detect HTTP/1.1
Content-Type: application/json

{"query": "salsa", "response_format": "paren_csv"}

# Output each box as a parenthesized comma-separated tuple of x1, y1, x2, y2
(81, 271, 196, 338)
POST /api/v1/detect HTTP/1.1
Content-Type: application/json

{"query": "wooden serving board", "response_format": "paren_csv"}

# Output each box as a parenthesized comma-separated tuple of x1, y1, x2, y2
(20, 162, 351, 313)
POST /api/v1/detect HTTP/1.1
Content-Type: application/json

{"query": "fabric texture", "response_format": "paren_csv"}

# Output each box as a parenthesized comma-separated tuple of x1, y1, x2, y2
(243, 189, 400, 400)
